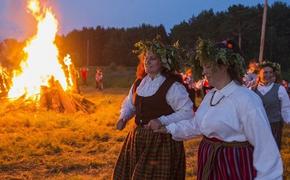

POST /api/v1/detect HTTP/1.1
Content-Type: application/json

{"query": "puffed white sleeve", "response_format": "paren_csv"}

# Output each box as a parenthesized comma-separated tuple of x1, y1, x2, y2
(119, 85, 136, 122)
(165, 116, 201, 141)
(240, 95, 283, 180)
(158, 82, 194, 126)
(278, 85, 290, 123)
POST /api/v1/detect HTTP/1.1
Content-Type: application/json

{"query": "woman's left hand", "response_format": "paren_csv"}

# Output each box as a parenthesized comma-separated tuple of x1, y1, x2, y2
(144, 119, 162, 130)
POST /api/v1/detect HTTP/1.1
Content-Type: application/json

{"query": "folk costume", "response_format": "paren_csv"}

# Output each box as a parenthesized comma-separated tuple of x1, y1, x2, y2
(113, 39, 194, 180)
(166, 39, 283, 180)
(253, 61, 290, 150)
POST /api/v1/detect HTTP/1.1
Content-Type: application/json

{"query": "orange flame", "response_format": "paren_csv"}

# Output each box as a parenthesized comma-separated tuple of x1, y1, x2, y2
(8, 0, 72, 99)
(27, 0, 40, 15)
(64, 54, 74, 88)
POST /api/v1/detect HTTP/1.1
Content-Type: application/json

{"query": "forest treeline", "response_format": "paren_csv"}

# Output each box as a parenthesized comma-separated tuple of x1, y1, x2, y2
(0, 2, 289, 72)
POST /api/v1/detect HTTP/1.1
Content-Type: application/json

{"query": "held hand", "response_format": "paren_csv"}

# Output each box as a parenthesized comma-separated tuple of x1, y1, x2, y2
(116, 119, 126, 130)
(144, 119, 162, 130)
(153, 126, 168, 134)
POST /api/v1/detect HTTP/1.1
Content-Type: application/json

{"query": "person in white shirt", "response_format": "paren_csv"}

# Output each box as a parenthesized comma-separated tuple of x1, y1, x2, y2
(113, 39, 194, 179)
(252, 61, 290, 150)
(154, 39, 283, 180)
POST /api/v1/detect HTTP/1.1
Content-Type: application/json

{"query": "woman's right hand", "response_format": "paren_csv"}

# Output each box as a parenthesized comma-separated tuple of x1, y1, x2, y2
(116, 119, 126, 130)
(153, 126, 168, 134)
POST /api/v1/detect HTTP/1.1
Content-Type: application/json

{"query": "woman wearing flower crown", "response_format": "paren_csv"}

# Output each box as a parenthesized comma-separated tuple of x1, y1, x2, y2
(153, 39, 283, 179)
(252, 61, 290, 150)
(112, 39, 194, 179)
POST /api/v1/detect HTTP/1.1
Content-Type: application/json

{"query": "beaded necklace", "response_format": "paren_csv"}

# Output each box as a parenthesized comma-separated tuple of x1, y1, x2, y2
(210, 91, 225, 106)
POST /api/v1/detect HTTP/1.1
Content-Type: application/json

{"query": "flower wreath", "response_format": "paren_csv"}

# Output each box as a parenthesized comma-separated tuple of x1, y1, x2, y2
(259, 61, 281, 74)
(192, 38, 246, 80)
(133, 37, 186, 72)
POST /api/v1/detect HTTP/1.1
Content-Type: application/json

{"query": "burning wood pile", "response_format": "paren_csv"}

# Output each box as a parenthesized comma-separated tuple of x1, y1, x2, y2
(38, 76, 95, 113)
(0, 66, 10, 96)
(4, 0, 95, 113)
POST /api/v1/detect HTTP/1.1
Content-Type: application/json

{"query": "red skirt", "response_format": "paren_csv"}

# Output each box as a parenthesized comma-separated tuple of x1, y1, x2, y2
(197, 136, 257, 180)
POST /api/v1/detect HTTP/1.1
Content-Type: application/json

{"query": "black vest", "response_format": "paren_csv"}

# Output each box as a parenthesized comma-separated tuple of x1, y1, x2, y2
(132, 78, 175, 126)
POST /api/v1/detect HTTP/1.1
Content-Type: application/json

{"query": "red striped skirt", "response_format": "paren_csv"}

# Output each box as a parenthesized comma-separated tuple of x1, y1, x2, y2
(197, 136, 257, 180)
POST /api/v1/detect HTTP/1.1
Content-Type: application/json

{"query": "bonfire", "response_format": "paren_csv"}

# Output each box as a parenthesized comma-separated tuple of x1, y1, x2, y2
(0, 66, 9, 96)
(6, 0, 95, 113)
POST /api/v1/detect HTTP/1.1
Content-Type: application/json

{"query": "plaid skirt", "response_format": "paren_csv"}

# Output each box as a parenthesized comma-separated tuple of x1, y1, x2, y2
(270, 121, 284, 150)
(197, 136, 257, 180)
(113, 126, 185, 180)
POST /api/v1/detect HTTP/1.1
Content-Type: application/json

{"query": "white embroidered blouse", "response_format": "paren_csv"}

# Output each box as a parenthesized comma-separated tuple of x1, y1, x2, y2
(119, 74, 194, 125)
(166, 81, 283, 180)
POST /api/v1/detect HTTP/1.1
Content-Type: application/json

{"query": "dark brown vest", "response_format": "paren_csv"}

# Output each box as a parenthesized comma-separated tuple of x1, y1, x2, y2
(132, 77, 175, 126)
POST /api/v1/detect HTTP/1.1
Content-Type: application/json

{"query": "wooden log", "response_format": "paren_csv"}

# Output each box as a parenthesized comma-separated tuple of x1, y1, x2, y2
(71, 93, 96, 113)
(6, 78, 95, 113)
(54, 80, 77, 113)
(40, 86, 49, 110)
(50, 88, 63, 112)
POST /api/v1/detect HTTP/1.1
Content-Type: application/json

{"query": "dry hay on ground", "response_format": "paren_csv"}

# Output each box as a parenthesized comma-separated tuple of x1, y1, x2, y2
(0, 87, 288, 179)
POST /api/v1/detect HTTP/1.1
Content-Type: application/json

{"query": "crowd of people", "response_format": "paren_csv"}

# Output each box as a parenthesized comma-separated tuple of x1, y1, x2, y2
(181, 58, 290, 151)
(113, 38, 289, 180)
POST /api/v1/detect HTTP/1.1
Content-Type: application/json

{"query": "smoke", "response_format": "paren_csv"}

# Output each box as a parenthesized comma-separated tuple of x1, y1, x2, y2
(1, 0, 37, 41)
(1, 0, 68, 41)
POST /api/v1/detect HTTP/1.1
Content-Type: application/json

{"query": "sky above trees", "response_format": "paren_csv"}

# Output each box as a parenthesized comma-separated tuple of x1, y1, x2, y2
(0, 0, 289, 40)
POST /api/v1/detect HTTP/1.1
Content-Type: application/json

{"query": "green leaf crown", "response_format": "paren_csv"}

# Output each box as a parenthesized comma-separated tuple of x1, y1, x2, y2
(133, 37, 186, 72)
(193, 38, 246, 80)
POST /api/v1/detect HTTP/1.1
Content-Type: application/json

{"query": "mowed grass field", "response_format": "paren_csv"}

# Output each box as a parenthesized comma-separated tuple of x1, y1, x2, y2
(0, 67, 289, 179)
